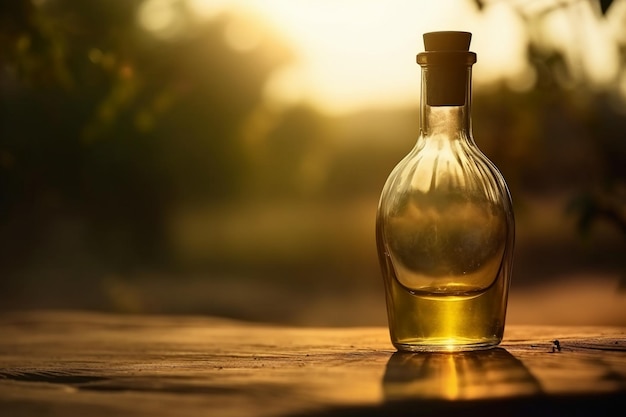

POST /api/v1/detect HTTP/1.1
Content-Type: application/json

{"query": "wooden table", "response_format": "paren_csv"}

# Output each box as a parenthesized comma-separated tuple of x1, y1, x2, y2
(0, 311, 624, 416)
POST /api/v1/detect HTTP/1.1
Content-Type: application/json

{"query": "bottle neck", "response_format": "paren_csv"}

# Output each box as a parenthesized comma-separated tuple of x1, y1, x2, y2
(419, 65, 473, 140)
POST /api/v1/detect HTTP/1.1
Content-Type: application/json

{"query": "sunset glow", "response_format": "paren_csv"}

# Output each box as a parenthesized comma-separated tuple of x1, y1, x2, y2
(173, 0, 625, 114)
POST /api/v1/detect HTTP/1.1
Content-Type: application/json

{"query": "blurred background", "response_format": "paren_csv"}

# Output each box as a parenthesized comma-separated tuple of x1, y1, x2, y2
(0, 0, 624, 326)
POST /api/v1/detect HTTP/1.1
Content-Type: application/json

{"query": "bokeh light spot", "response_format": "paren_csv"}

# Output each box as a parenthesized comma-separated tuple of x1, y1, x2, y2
(88, 48, 103, 64)
(224, 16, 262, 52)
(138, 0, 184, 39)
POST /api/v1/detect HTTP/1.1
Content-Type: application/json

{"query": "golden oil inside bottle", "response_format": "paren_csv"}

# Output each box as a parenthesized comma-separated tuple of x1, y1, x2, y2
(377, 193, 512, 351)
(382, 262, 510, 352)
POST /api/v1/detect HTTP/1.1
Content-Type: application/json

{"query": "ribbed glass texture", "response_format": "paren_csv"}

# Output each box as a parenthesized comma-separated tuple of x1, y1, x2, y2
(376, 64, 515, 352)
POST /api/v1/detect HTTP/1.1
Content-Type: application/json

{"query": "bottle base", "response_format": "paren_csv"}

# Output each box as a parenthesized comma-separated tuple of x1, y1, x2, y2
(393, 338, 501, 353)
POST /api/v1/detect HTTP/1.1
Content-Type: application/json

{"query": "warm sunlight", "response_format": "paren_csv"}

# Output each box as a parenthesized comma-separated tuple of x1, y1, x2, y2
(179, 0, 624, 114)
(538, 0, 621, 86)
(2, 1, 626, 384)
(187, 0, 496, 114)
(252, 0, 482, 114)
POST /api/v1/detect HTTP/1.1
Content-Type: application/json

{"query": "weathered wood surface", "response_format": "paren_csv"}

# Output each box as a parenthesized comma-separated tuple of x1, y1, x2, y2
(0, 311, 624, 416)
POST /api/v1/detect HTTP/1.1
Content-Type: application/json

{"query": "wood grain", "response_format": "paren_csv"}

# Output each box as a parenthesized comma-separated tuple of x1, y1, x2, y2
(0, 311, 624, 416)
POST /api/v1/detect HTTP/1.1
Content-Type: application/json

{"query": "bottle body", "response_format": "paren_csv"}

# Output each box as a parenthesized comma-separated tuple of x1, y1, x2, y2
(376, 134, 514, 351)
(376, 33, 514, 352)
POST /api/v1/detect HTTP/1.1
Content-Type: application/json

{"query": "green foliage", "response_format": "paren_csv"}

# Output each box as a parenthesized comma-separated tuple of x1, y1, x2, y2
(0, 0, 291, 269)
(469, 0, 626, 243)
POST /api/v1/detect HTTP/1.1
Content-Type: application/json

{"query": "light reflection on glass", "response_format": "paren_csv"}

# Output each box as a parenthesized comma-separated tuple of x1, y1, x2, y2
(383, 348, 541, 401)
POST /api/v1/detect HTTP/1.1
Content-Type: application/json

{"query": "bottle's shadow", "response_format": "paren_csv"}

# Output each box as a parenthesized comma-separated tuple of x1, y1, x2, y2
(383, 348, 541, 401)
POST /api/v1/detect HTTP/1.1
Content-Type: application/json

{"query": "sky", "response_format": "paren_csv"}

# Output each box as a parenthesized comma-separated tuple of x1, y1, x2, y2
(140, 0, 625, 115)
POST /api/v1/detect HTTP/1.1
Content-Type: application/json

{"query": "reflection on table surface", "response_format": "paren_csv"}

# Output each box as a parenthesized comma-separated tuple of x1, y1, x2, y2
(383, 348, 541, 401)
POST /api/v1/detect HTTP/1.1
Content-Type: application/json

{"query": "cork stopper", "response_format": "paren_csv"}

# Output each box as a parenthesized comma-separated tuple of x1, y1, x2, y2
(424, 31, 472, 52)
(417, 31, 476, 107)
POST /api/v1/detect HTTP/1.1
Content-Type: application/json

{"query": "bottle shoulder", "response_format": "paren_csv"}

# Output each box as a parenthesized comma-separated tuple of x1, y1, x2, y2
(379, 136, 512, 212)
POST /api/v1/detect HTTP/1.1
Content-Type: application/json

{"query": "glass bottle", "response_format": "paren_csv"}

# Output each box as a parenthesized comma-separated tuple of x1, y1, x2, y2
(376, 31, 515, 352)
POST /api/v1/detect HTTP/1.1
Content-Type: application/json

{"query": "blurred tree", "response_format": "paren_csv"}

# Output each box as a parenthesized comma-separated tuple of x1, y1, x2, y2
(473, 0, 626, 243)
(244, 104, 332, 200)
(0, 0, 291, 274)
